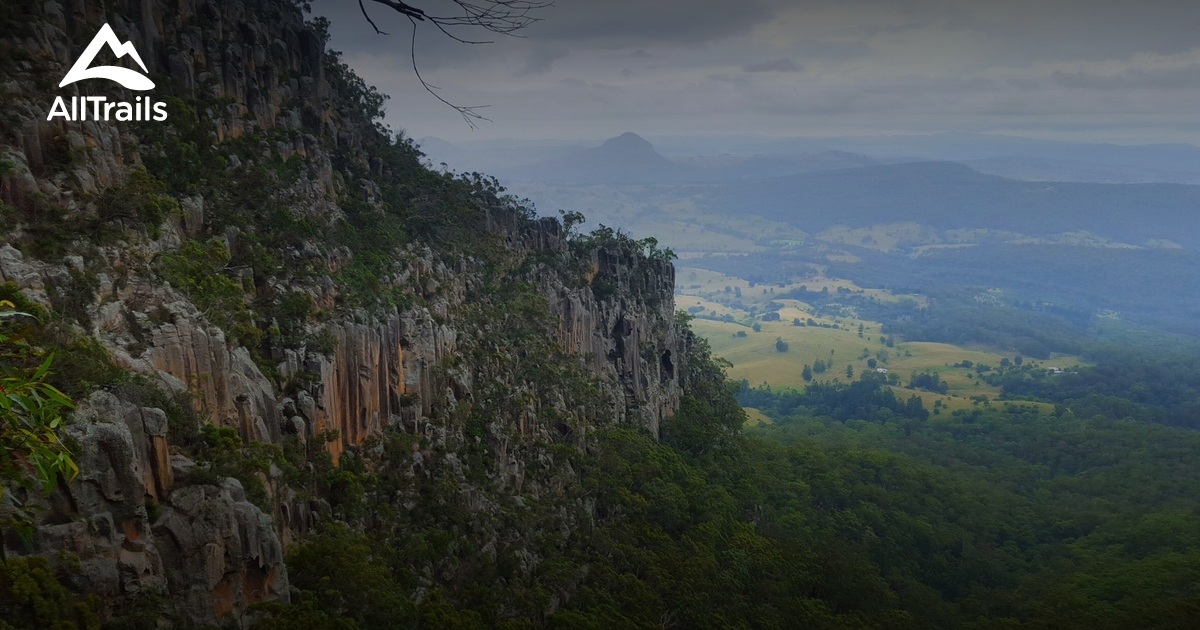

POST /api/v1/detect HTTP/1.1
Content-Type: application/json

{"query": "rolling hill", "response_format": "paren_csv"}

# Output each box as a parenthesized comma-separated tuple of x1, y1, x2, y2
(706, 161, 1200, 248)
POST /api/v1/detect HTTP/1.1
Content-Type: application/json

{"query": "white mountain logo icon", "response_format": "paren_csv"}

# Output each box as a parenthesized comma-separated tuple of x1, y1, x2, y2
(60, 23, 155, 91)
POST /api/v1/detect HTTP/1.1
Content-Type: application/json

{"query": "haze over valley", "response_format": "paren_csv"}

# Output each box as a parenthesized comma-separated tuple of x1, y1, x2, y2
(422, 131, 1200, 339)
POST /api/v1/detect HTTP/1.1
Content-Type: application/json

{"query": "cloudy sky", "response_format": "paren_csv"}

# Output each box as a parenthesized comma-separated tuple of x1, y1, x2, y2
(311, 0, 1200, 145)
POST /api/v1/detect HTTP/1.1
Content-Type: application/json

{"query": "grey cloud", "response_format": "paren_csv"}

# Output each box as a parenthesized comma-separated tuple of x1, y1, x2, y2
(948, 0, 1200, 63)
(708, 73, 752, 87)
(514, 46, 568, 77)
(557, 77, 619, 91)
(521, 0, 778, 47)
(311, 0, 1200, 144)
(793, 40, 873, 60)
(1052, 65, 1200, 90)
(743, 58, 803, 73)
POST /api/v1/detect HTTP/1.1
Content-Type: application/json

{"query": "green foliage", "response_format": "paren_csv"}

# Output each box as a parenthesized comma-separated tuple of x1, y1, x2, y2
(660, 325, 744, 456)
(108, 379, 203, 448)
(325, 51, 389, 125)
(96, 169, 179, 238)
(908, 369, 948, 394)
(258, 295, 1200, 627)
(1, 301, 77, 535)
(993, 348, 1200, 428)
(14, 194, 75, 259)
(739, 373, 929, 423)
(181, 425, 282, 511)
(0, 556, 102, 629)
(0, 350, 76, 492)
(748, 378, 1200, 626)
(0, 283, 124, 401)
(267, 524, 415, 628)
(156, 239, 261, 350)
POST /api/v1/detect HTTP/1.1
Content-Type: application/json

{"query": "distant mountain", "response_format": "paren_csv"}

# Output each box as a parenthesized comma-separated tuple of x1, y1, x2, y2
(964, 156, 1200, 184)
(415, 136, 467, 165)
(648, 133, 1200, 185)
(676, 150, 878, 180)
(503, 132, 694, 184)
(500, 134, 888, 184)
(430, 132, 1200, 185)
(707, 161, 1200, 248)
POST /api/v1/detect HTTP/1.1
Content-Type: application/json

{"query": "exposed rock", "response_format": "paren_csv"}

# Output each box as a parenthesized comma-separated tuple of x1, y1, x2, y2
(153, 484, 288, 625)
(146, 306, 280, 443)
(16, 392, 289, 625)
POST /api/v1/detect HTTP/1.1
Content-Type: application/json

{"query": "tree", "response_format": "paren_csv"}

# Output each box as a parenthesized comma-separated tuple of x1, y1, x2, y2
(775, 337, 789, 353)
(559, 210, 586, 238)
(752, 323, 762, 333)
(845, 365, 854, 379)
(802, 365, 813, 382)
(356, 0, 552, 127)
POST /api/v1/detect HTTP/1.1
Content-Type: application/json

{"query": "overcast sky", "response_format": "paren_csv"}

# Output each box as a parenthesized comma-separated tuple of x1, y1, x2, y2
(310, 0, 1200, 145)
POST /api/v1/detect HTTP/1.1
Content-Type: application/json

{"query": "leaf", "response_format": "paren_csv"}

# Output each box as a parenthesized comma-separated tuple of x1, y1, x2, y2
(31, 352, 54, 381)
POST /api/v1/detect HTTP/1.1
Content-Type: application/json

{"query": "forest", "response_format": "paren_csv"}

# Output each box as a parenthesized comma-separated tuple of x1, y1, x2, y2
(732, 370, 1200, 629)
(246, 336, 1200, 629)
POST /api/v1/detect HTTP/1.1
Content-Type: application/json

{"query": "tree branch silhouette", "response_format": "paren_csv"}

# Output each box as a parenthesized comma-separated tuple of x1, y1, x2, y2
(358, 0, 552, 128)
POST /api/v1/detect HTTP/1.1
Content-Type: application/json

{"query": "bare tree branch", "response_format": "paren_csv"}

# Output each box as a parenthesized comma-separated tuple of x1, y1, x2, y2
(358, 0, 553, 126)
(405, 15, 491, 128)
(358, 0, 389, 34)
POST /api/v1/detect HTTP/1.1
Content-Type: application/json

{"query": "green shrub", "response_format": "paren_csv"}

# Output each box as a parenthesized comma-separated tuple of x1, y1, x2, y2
(0, 556, 102, 629)
(157, 239, 261, 349)
(98, 169, 180, 238)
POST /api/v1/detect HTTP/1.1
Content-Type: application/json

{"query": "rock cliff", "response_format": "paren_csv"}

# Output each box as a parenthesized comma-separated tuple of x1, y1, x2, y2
(0, 0, 683, 625)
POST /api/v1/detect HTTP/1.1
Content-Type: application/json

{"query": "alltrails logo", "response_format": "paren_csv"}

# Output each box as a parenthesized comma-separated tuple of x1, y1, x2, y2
(48, 23, 167, 122)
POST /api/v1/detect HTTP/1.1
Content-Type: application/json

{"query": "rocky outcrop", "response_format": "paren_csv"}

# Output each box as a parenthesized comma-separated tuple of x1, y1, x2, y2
(145, 312, 281, 444)
(152, 481, 288, 625)
(25, 392, 288, 624)
(275, 238, 683, 461)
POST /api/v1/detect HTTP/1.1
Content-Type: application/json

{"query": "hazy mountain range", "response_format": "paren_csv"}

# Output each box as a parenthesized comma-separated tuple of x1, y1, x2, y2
(706, 160, 1200, 249)
(419, 131, 1200, 185)
(418, 131, 1200, 334)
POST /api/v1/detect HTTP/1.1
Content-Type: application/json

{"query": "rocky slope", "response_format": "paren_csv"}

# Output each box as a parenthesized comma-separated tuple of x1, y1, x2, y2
(0, 0, 685, 625)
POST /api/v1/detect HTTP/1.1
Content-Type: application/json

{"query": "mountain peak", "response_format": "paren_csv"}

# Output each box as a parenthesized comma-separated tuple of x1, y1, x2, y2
(599, 132, 656, 153)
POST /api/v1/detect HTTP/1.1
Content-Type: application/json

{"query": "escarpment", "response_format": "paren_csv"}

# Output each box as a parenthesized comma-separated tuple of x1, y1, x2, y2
(0, 0, 684, 625)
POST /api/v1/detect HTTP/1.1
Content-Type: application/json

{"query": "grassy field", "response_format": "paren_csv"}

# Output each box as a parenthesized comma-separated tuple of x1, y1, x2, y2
(743, 407, 773, 427)
(679, 267, 1077, 412)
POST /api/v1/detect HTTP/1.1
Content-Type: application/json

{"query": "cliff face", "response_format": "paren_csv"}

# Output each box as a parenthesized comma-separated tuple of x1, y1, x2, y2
(0, 0, 682, 625)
